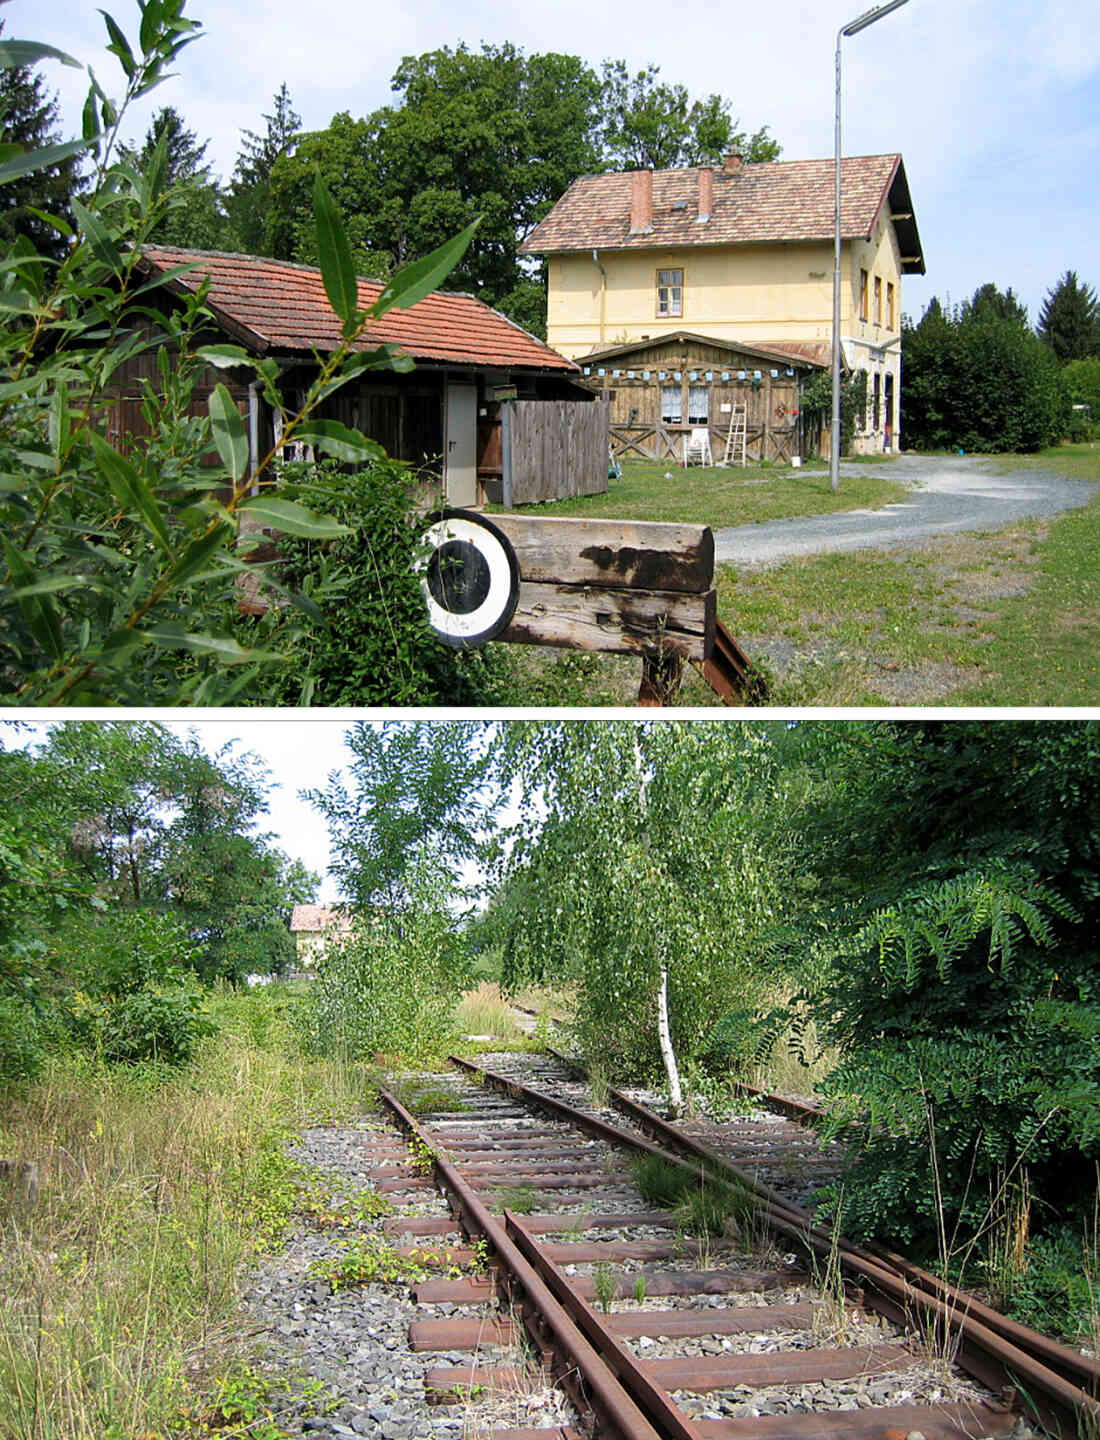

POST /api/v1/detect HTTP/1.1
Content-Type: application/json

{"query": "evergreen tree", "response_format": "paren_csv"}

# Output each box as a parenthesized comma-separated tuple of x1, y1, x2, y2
(0, 25, 84, 259)
(118, 106, 228, 250)
(227, 82, 300, 253)
(1038, 269, 1100, 363)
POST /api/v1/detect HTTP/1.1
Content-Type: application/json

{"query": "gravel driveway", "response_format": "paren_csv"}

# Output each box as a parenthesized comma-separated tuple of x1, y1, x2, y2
(713, 454, 1097, 569)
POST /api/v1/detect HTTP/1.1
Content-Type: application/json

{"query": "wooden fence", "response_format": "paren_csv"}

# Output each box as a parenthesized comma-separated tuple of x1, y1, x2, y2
(505, 399, 609, 504)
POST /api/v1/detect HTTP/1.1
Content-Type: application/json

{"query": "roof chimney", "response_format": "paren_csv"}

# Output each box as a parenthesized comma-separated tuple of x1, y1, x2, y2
(723, 152, 744, 174)
(696, 165, 713, 222)
(629, 169, 653, 233)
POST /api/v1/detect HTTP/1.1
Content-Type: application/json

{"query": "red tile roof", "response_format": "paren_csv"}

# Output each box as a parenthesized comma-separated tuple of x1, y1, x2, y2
(522, 155, 924, 274)
(140, 248, 577, 372)
(290, 905, 352, 933)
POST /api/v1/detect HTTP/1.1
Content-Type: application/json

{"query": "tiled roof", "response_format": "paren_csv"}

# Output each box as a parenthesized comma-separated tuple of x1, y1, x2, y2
(290, 905, 352, 933)
(140, 248, 577, 371)
(522, 155, 924, 273)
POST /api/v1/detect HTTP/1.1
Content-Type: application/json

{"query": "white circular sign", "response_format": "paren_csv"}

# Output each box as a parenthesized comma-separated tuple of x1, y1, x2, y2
(415, 509, 520, 648)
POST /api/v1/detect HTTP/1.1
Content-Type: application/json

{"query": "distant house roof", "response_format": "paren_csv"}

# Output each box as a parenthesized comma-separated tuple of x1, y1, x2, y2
(522, 155, 925, 275)
(577, 330, 824, 370)
(289, 905, 353, 935)
(139, 248, 579, 372)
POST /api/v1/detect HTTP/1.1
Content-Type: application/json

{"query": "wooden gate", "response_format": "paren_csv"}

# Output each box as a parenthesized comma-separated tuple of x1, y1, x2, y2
(504, 399, 609, 505)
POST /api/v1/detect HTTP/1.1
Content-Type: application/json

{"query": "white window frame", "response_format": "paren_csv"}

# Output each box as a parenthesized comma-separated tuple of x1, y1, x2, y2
(657, 268, 683, 318)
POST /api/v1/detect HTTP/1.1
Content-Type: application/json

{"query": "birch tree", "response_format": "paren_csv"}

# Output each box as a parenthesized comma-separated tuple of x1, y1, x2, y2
(491, 721, 792, 1109)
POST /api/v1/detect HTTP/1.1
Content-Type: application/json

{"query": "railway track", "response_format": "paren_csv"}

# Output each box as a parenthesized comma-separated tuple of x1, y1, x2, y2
(363, 1049, 1100, 1440)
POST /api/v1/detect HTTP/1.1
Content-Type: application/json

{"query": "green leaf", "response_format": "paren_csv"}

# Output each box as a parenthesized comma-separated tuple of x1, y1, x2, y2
(49, 381, 71, 462)
(25, 207, 73, 240)
(129, 263, 201, 299)
(70, 197, 122, 274)
(196, 344, 255, 370)
(99, 11, 136, 77)
(88, 431, 174, 557)
(0, 137, 95, 186)
(1, 535, 65, 660)
(139, 0, 165, 55)
(208, 383, 249, 484)
(240, 495, 353, 539)
(139, 625, 284, 665)
(162, 524, 232, 588)
(0, 41, 82, 69)
(373, 219, 480, 316)
(0, 288, 38, 314)
(292, 420, 385, 464)
(312, 171, 359, 335)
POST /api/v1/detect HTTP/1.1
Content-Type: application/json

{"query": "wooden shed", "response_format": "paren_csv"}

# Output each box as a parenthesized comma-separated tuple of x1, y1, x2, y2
(113, 248, 605, 507)
(576, 331, 823, 464)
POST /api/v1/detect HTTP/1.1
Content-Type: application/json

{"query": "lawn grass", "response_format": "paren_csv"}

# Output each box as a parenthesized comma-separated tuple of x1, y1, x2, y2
(719, 444, 1100, 705)
(493, 443, 1099, 707)
(489, 455, 910, 529)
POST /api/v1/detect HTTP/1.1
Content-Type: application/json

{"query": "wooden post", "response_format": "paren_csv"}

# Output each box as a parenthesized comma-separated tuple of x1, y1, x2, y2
(501, 400, 513, 509)
(763, 370, 773, 461)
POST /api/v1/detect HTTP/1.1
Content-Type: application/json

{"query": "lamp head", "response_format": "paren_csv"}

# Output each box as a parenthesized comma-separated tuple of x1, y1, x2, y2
(842, 0, 910, 36)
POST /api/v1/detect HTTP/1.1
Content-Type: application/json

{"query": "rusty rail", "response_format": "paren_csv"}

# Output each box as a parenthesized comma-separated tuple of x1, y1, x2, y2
(379, 1085, 673, 1440)
(462, 1052, 1100, 1440)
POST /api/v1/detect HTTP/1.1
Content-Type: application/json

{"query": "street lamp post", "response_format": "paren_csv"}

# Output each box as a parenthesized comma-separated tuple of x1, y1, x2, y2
(831, 0, 910, 492)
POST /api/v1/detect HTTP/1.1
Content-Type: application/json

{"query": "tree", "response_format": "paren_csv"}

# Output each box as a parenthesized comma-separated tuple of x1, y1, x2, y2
(1038, 270, 1100, 364)
(227, 82, 300, 253)
(902, 293, 1069, 451)
(962, 282, 1029, 327)
(489, 722, 793, 1110)
(788, 721, 1100, 1257)
(0, 23, 84, 259)
(35, 723, 318, 981)
(597, 61, 780, 170)
(305, 721, 492, 919)
(119, 105, 229, 249)
(262, 45, 778, 331)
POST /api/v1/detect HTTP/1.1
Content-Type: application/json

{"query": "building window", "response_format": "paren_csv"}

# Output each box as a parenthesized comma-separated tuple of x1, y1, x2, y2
(859, 269, 869, 322)
(687, 385, 708, 425)
(657, 269, 683, 317)
(887, 281, 896, 330)
(660, 383, 682, 424)
(873, 276, 882, 325)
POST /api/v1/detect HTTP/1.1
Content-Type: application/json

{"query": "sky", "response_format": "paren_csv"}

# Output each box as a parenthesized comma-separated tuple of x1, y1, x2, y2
(14, 0, 1100, 328)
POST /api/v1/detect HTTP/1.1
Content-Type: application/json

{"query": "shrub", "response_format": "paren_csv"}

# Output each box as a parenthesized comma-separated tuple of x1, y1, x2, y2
(247, 456, 505, 706)
(48, 908, 198, 998)
(0, 991, 45, 1088)
(302, 908, 466, 1063)
(67, 981, 214, 1065)
(902, 297, 1070, 452)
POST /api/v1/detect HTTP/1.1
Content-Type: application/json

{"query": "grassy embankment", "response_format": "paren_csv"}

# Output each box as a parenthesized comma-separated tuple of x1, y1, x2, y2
(0, 985, 375, 1440)
(491, 444, 1100, 706)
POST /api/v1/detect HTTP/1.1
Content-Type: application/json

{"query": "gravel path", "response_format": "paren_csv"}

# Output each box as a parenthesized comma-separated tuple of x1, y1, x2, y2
(713, 455, 1097, 568)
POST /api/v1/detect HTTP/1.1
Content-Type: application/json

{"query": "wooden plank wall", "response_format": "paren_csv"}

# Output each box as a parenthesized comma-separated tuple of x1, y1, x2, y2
(508, 399, 610, 503)
(586, 336, 807, 462)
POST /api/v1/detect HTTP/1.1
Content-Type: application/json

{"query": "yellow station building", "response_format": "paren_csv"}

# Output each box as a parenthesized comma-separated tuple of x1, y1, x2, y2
(522, 153, 924, 455)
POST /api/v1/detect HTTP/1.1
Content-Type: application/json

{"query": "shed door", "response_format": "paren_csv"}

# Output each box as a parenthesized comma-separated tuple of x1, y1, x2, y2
(445, 383, 477, 506)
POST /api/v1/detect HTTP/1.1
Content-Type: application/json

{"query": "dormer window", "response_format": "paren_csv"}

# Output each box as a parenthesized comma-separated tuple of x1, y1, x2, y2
(657, 269, 683, 317)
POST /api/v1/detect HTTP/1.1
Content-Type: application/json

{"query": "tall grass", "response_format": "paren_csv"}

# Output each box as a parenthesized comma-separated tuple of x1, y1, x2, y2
(0, 984, 374, 1440)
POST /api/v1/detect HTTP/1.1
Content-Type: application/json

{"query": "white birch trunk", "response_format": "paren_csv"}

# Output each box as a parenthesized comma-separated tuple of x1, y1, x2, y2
(656, 960, 683, 1118)
(633, 732, 684, 1118)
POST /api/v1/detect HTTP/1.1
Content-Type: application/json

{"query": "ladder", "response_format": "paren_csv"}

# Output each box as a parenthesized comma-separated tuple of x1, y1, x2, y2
(722, 405, 747, 467)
